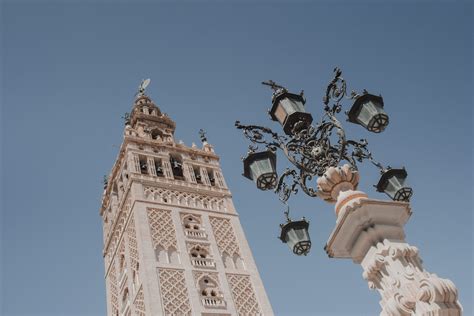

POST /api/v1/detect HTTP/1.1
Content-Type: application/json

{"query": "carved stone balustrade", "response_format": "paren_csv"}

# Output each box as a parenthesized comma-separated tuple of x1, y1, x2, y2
(184, 228, 207, 239)
(191, 257, 216, 269)
(201, 296, 226, 308)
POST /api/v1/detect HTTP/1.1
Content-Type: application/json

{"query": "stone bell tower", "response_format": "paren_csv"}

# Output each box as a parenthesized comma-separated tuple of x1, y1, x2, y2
(100, 88, 274, 316)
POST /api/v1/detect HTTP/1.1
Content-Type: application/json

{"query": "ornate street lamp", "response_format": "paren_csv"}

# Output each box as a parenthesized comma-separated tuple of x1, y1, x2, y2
(265, 80, 313, 136)
(279, 208, 311, 255)
(235, 67, 413, 254)
(376, 167, 413, 202)
(234, 68, 462, 316)
(243, 150, 278, 190)
(347, 91, 389, 133)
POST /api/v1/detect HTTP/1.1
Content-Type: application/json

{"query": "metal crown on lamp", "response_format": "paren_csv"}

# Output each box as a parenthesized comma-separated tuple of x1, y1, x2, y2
(243, 150, 278, 190)
(347, 91, 389, 133)
(376, 167, 413, 202)
(236, 67, 412, 255)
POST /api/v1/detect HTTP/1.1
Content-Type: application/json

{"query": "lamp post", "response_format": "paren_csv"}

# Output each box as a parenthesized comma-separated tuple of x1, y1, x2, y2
(235, 68, 462, 315)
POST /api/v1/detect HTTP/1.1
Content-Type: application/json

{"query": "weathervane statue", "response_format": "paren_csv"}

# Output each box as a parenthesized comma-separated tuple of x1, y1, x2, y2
(137, 78, 151, 97)
(235, 68, 462, 315)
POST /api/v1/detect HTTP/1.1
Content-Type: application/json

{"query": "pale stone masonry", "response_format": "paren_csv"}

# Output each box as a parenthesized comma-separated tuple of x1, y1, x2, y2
(320, 165, 462, 316)
(100, 93, 274, 316)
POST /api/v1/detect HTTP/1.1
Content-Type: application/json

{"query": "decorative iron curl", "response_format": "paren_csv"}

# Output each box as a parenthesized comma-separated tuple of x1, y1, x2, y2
(274, 169, 299, 203)
(236, 68, 382, 204)
(235, 121, 283, 148)
(299, 170, 319, 198)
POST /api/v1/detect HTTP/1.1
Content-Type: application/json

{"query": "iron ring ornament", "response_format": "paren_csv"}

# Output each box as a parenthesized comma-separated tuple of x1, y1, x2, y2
(235, 68, 413, 256)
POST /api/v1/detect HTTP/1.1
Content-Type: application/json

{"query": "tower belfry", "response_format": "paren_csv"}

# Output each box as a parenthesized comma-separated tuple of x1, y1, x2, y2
(100, 85, 274, 316)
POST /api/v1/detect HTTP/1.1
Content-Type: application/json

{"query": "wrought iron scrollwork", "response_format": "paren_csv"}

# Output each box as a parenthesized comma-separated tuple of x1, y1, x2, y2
(236, 68, 386, 204)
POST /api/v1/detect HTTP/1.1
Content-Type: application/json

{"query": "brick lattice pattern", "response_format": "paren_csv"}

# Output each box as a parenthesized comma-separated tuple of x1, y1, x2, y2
(133, 286, 146, 316)
(158, 269, 192, 315)
(146, 208, 177, 250)
(209, 217, 241, 256)
(126, 216, 139, 273)
(108, 264, 119, 315)
(226, 274, 261, 315)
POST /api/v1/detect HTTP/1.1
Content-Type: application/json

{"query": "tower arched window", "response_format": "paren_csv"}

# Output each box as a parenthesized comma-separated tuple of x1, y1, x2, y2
(182, 214, 207, 239)
(207, 168, 216, 186)
(154, 158, 164, 177)
(151, 128, 163, 141)
(190, 245, 208, 259)
(193, 166, 202, 184)
(184, 216, 201, 230)
(198, 276, 225, 308)
(170, 155, 184, 180)
(138, 156, 148, 174)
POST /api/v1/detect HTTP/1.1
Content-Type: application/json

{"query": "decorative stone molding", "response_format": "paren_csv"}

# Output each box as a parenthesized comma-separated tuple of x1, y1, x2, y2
(144, 186, 226, 212)
(361, 240, 462, 316)
(317, 164, 360, 203)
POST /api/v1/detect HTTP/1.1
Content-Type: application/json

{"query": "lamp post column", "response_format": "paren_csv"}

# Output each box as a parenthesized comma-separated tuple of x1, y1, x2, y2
(320, 165, 462, 316)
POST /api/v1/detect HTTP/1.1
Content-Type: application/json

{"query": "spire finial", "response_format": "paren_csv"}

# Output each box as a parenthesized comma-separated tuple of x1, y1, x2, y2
(199, 129, 208, 143)
(137, 78, 151, 97)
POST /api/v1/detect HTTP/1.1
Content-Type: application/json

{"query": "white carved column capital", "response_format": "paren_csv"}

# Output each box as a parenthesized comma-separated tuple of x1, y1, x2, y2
(322, 164, 462, 315)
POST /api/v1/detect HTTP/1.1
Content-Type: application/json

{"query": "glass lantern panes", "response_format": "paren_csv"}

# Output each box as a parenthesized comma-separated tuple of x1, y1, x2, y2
(279, 219, 311, 256)
(243, 151, 277, 190)
(376, 168, 413, 202)
(348, 93, 389, 133)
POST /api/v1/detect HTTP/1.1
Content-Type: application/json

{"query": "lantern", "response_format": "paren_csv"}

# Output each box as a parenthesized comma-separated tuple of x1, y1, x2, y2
(243, 151, 277, 190)
(279, 218, 311, 256)
(376, 168, 413, 202)
(269, 91, 313, 135)
(348, 93, 389, 133)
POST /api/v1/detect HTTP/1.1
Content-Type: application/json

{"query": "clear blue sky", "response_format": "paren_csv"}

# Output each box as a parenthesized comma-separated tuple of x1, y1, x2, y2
(1, 1, 472, 315)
